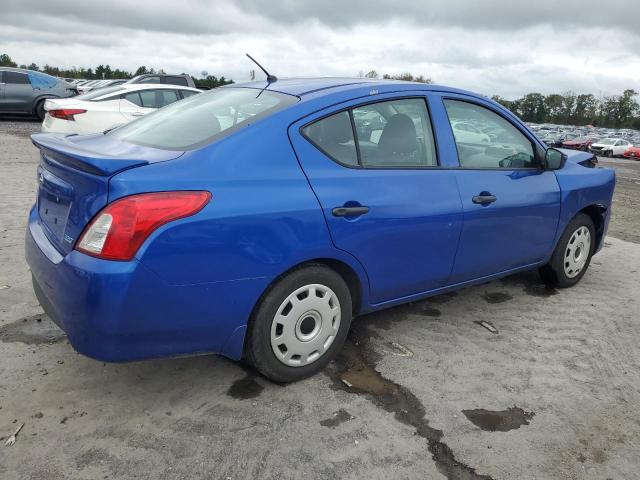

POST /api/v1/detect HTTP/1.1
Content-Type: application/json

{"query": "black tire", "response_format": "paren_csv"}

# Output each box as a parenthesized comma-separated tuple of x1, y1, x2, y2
(539, 213, 596, 288)
(35, 100, 46, 122)
(606, 150, 613, 158)
(245, 264, 352, 383)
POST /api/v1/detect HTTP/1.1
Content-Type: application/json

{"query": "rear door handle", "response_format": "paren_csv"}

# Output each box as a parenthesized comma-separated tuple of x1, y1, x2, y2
(472, 194, 497, 205)
(332, 206, 370, 217)
(131, 112, 144, 117)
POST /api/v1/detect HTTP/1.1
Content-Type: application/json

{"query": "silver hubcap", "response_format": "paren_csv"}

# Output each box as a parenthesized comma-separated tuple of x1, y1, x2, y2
(564, 226, 591, 278)
(270, 284, 341, 367)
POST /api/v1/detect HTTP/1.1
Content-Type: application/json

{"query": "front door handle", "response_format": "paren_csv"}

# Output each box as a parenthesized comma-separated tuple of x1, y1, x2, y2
(472, 194, 497, 205)
(332, 206, 370, 217)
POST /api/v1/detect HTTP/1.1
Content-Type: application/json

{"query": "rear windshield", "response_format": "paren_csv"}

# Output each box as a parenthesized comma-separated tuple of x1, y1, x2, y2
(76, 86, 126, 101)
(110, 87, 298, 150)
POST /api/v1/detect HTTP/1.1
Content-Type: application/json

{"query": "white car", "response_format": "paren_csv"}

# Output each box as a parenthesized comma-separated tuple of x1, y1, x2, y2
(590, 138, 633, 157)
(451, 121, 491, 144)
(41, 84, 201, 135)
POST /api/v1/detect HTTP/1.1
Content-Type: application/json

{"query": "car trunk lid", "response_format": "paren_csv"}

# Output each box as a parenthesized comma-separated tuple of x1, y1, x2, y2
(31, 133, 184, 255)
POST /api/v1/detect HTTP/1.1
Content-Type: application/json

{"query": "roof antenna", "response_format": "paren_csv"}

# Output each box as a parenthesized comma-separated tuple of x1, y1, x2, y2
(246, 54, 277, 83)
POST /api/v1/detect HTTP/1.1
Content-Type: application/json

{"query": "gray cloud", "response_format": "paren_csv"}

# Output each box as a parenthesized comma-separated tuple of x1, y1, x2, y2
(1, 0, 638, 98)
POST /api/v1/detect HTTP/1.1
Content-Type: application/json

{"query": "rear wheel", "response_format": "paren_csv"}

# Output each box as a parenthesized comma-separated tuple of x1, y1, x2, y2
(246, 264, 352, 382)
(539, 213, 595, 288)
(35, 100, 46, 122)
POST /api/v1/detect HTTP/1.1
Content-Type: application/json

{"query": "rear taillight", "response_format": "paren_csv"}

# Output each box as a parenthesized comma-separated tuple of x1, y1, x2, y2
(76, 191, 211, 261)
(48, 109, 87, 121)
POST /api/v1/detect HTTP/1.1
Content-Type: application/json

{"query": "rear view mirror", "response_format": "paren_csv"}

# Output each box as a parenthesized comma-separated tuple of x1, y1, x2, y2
(545, 148, 566, 170)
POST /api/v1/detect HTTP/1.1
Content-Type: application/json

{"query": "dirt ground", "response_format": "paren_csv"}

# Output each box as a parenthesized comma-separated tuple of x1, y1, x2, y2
(1, 120, 639, 480)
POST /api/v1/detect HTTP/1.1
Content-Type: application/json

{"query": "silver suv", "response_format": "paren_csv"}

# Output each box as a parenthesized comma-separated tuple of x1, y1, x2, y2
(0, 68, 78, 120)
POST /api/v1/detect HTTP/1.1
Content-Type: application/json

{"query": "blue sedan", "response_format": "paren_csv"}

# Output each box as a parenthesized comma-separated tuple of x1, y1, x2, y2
(25, 78, 615, 382)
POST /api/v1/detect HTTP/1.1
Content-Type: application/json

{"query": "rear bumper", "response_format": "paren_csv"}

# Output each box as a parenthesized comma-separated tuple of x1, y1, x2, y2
(26, 207, 267, 362)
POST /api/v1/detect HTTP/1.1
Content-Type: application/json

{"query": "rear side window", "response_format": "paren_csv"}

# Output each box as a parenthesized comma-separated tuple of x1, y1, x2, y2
(111, 87, 298, 150)
(27, 71, 58, 89)
(444, 99, 536, 169)
(302, 112, 358, 167)
(302, 98, 437, 168)
(4, 71, 30, 85)
(180, 90, 198, 99)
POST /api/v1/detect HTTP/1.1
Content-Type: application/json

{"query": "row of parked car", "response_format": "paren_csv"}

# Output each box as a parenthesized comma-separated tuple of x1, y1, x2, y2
(528, 123, 640, 159)
(0, 67, 199, 125)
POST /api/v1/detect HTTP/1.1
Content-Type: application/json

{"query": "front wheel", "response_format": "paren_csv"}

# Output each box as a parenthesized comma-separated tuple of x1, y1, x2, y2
(245, 264, 352, 382)
(539, 213, 595, 288)
(606, 150, 613, 158)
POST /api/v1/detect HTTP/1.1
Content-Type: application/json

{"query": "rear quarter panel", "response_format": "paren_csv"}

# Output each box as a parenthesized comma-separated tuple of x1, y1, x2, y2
(108, 112, 370, 290)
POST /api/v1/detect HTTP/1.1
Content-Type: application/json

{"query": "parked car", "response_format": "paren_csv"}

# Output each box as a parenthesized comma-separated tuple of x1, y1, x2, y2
(623, 145, 640, 160)
(0, 68, 78, 120)
(561, 136, 598, 151)
(77, 79, 111, 94)
(83, 79, 127, 92)
(451, 121, 491, 144)
(41, 84, 201, 134)
(126, 73, 196, 88)
(26, 78, 615, 382)
(590, 138, 633, 157)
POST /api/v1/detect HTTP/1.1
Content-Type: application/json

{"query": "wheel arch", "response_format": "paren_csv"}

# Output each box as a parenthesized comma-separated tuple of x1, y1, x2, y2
(579, 203, 607, 250)
(232, 257, 367, 361)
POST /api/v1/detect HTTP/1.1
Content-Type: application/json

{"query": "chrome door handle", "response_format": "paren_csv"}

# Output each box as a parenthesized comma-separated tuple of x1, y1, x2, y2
(332, 206, 370, 217)
(472, 194, 497, 205)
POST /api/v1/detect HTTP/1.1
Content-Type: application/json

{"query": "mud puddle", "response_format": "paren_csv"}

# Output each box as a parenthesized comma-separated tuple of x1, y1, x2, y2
(462, 407, 534, 432)
(328, 319, 493, 480)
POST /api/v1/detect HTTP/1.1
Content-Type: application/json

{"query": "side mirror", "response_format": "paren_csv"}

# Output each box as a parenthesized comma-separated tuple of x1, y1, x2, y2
(545, 148, 566, 170)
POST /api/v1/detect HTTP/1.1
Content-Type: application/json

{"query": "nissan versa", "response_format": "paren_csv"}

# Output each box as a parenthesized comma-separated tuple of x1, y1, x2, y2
(25, 78, 615, 382)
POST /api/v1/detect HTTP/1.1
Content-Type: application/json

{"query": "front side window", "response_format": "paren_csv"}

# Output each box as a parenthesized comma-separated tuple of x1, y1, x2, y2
(444, 99, 536, 169)
(4, 71, 30, 85)
(111, 87, 297, 150)
(302, 98, 437, 168)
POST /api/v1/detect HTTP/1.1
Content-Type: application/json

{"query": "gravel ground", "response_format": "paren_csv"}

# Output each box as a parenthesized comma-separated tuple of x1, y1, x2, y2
(0, 120, 639, 480)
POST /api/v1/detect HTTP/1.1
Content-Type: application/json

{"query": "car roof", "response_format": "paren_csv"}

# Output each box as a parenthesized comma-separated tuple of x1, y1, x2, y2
(111, 83, 199, 92)
(229, 77, 476, 99)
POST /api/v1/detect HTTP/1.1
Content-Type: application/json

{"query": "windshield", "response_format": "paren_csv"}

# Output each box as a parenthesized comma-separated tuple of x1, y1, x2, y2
(110, 87, 298, 150)
(598, 138, 615, 145)
(76, 86, 126, 101)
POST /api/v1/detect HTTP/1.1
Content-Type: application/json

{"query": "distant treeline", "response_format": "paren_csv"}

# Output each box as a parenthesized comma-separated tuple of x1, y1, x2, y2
(0, 53, 233, 90)
(361, 69, 639, 130)
(492, 91, 640, 130)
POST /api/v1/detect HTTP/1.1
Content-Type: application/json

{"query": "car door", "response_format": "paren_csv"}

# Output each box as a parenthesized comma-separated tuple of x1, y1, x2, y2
(289, 95, 463, 304)
(433, 95, 561, 284)
(2, 70, 34, 113)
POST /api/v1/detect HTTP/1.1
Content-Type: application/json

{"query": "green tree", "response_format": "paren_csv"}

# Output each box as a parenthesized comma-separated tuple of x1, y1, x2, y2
(0, 53, 17, 67)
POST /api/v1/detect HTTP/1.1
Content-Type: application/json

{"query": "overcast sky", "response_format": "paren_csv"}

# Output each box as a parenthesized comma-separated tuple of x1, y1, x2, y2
(2, 0, 639, 98)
